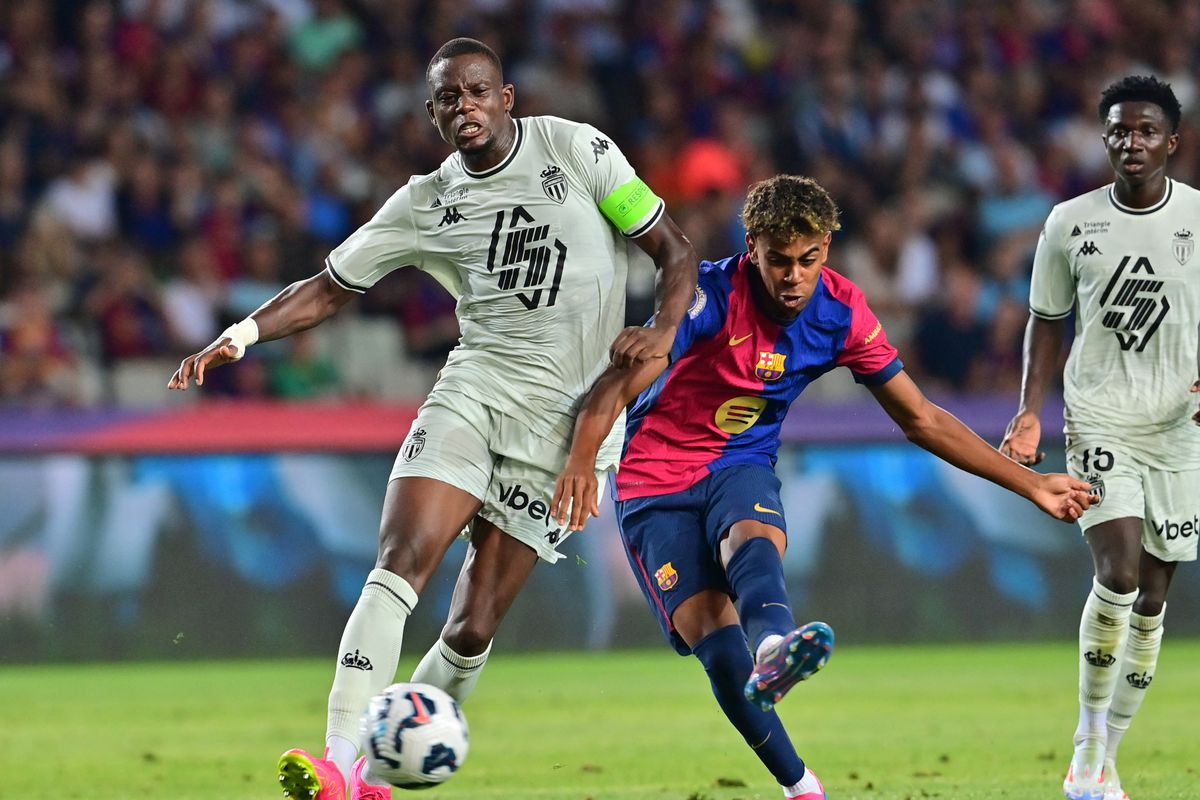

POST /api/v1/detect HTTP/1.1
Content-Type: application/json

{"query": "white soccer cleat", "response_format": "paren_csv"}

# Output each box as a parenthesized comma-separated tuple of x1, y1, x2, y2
(1063, 738, 1107, 800)
(1102, 759, 1129, 800)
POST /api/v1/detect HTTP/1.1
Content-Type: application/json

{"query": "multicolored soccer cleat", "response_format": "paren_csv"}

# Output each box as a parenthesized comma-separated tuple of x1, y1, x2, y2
(350, 756, 392, 800)
(745, 621, 834, 712)
(277, 748, 347, 800)
(1102, 759, 1128, 800)
(1062, 744, 1107, 800)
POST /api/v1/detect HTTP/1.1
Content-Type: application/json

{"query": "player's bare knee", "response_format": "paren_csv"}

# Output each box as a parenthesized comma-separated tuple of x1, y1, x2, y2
(376, 535, 440, 593)
(721, 524, 784, 564)
(440, 621, 493, 657)
(1132, 595, 1165, 616)
(1094, 567, 1139, 596)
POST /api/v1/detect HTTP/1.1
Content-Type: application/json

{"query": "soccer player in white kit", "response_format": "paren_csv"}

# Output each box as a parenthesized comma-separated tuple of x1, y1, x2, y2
(168, 38, 698, 800)
(1001, 76, 1200, 800)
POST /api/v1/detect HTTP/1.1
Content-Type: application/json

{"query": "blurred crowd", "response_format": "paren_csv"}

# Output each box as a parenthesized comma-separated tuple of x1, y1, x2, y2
(2, 0, 1200, 408)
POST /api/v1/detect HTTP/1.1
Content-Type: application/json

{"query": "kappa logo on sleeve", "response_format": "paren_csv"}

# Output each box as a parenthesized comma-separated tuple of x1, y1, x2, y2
(591, 137, 610, 162)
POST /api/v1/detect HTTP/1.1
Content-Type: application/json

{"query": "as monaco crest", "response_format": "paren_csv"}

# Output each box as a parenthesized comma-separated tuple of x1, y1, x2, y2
(654, 562, 678, 591)
(540, 165, 568, 204)
(402, 427, 426, 462)
(1172, 229, 1193, 265)
(755, 351, 787, 381)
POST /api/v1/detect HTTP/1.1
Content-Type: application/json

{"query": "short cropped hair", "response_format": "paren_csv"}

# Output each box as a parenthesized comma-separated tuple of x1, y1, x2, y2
(426, 38, 503, 85)
(741, 175, 841, 241)
(1098, 75, 1182, 132)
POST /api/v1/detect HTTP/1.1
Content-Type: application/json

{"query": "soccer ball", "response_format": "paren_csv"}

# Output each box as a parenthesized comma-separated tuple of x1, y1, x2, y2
(360, 682, 469, 789)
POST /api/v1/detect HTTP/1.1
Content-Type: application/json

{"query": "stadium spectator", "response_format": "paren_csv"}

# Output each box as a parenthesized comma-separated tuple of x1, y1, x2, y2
(3, 0, 1200, 407)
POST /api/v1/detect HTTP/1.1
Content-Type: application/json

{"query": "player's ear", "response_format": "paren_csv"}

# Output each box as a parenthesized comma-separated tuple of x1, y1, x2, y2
(745, 231, 756, 259)
(503, 83, 515, 113)
(426, 99, 436, 126)
(1168, 130, 1180, 155)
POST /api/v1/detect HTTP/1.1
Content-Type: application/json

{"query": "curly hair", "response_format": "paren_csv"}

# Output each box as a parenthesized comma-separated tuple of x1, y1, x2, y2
(740, 175, 841, 241)
(1098, 75, 1182, 132)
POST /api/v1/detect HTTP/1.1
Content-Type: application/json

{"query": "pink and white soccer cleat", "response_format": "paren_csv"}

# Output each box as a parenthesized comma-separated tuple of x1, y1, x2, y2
(350, 756, 391, 800)
(784, 767, 826, 800)
(278, 748, 347, 800)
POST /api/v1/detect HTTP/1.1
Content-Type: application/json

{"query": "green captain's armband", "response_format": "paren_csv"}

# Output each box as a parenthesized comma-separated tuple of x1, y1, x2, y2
(599, 177, 662, 234)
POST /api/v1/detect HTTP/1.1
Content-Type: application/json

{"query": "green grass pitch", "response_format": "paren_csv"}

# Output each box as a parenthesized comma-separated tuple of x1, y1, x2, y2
(3, 641, 1199, 799)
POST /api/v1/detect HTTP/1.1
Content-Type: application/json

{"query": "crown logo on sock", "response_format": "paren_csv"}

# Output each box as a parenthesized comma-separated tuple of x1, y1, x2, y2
(341, 649, 373, 671)
(1125, 670, 1153, 689)
(1084, 649, 1117, 668)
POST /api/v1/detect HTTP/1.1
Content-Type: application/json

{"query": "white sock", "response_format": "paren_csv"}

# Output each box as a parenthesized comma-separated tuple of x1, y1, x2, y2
(325, 734, 357, 781)
(326, 568, 418, 778)
(410, 637, 493, 704)
(1106, 604, 1165, 765)
(782, 767, 823, 797)
(756, 634, 784, 663)
(1075, 578, 1137, 747)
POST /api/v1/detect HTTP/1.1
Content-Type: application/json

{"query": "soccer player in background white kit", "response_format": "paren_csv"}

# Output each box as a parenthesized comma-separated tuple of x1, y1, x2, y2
(168, 38, 698, 800)
(1001, 75, 1200, 800)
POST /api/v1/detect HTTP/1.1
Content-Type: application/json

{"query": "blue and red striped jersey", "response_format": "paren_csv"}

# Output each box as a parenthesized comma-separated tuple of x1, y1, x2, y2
(616, 253, 902, 500)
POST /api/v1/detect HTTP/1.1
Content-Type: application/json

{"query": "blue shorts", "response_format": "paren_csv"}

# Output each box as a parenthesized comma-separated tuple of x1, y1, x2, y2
(615, 463, 786, 655)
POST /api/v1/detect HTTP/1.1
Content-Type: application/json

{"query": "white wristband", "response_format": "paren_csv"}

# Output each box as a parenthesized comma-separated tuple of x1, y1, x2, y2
(218, 318, 259, 359)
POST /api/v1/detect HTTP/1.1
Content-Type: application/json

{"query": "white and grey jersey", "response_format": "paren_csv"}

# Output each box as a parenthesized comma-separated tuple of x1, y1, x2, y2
(1030, 178, 1200, 468)
(324, 115, 663, 445)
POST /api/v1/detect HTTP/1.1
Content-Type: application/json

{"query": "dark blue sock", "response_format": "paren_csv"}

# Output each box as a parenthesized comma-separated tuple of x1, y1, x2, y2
(691, 624, 806, 785)
(725, 537, 795, 653)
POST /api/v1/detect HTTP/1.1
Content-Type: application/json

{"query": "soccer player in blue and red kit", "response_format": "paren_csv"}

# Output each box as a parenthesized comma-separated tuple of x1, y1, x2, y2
(552, 175, 1096, 799)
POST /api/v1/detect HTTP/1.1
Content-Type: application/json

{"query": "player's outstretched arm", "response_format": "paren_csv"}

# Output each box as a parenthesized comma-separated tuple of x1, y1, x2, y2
(868, 369, 1094, 522)
(552, 357, 667, 530)
(610, 215, 697, 369)
(168, 271, 356, 390)
(1000, 315, 1065, 465)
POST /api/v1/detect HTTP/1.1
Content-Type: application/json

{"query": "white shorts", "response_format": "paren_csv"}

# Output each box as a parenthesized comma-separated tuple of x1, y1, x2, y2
(390, 391, 612, 563)
(1066, 440, 1200, 562)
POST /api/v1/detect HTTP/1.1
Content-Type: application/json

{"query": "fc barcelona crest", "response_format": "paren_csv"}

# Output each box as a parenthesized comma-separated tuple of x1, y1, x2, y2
(1173, 229, 1193, 265)
(402, 427, 427, 462)
(655, 562, 678, 591)
(541, 165, 568, 204)
(755, 351, 787, 381)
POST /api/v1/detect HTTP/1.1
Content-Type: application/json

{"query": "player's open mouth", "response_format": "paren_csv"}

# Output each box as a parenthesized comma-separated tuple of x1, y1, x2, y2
(458, 122, 483, 138)
(1123, 160, 1144, 173)
(780, 294, 803, 306)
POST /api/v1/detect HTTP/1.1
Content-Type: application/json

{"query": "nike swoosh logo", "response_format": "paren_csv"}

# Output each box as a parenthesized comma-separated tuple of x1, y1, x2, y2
(754, 502, 781, 516)
(729, 333, 752, 346)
